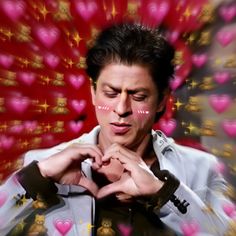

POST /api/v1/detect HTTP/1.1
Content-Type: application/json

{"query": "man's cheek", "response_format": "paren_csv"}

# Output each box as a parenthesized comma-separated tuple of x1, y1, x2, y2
(133, 107, 151, 120)
(95, 103, 111, 112)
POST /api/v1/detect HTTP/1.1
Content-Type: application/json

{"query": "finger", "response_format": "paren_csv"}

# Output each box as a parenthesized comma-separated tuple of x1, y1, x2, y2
(70, 144, 103, 166)
(103, 145, 140, 163)
(78, 175, 99, 196)
(96, 180, 123, 199)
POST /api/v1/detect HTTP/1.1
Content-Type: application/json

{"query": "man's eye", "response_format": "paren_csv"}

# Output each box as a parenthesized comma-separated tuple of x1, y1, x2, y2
(104, 91, 118, 97)
(132, 95, 147, 101)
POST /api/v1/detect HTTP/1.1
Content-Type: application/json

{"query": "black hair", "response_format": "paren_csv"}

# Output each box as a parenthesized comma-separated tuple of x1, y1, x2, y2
(86, 23, 175, 121)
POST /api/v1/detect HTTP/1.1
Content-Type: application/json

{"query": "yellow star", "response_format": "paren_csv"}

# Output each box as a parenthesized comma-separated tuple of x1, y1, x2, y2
(38, 101, 50, 113)
(44, 123, 52, 132)
(65, 58, 74, 68)
(183, 7, 192, 19)
(21, 140, 29, 148)
(21, 58, 30, 68)
(41, 76, 51, 85)
(186, 123, 196, 133)
(39, 5, 50, 19)
(189, 80, 198, 89)
(72, 32, 82, 46)
(5, 30, 13, 40)
(174, 99, 184, 110)
(186, 33, 196, 44)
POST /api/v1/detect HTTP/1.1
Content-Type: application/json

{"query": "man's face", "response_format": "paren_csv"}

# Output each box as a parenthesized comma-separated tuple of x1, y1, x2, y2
(91, 63, 163, 151)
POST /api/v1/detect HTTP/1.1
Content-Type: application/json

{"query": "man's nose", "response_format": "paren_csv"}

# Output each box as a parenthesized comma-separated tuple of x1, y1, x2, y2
(114, 94, 132, 117)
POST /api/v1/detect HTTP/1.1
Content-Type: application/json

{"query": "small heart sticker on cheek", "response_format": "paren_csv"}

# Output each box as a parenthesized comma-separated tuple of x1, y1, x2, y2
(96, 158, 125, 182)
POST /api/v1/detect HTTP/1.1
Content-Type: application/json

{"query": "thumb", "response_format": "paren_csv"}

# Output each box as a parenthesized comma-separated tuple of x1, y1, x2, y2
(78, 175, 99, 196)
(96, 180, 122, 199)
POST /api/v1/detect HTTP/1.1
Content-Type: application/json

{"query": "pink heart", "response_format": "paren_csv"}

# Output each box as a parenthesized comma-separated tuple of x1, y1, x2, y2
(169, 76, 183, 91)
(35, 26, 60, 48)
(166, 30, 180, 44)
(75, 0, 98, 21)
(8, 96, 30, 113)
(209, 94, 232, 113)
(1, 0, 25, 21)
(44, 53, 60, 68)
(0, 135, 14, 149)
(68, 121, 83, 133)
(192, 54, 208, 67)
(118, 224, 132, 236)
(68, 74, 85, 89)
(213, 71, 231, 84)
(0, 191, 8, 207)
(0, 53, 14, 68)
(147, 1, 170, 24)
(222, 202, 236, 217)
(159, 119, 177, 136)
(222, 120, 236, 137)
(54, 219, 73, 235)
(70, 99, 86, 113)
(9, 124, 24, 134)
(214, 162, 226, 174)
(18, 72, 36, 86)
(180, 221, 199, 236)
(216, 30, 235, 47)
(24, 120, 37, 132)
(219, 4, 236, 22)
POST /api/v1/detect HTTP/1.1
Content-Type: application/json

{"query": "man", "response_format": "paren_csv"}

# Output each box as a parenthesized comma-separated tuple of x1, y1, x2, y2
(0, 23, 232, 236)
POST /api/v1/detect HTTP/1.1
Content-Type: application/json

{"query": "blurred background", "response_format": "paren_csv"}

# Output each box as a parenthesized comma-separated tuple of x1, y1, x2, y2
(0, 0, 235, 202)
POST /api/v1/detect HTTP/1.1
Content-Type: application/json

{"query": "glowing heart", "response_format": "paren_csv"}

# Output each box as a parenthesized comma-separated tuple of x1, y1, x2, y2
(0, 135, 14, 149)
(180, 221, 199, 236)
(159, 119, 177, 136)
(24, 120, 38, 132)
(222, 202, 236, 217)
(0, 191, 8, 207)
(68, 74, 85, 89)
(147, 1, 170, 24)
(8, 96, 30, 113)
(192, 54, 208, 67)
(118, 224, 132, 236)
(9, 124, 24, 134)
(166, 30, 180, 44)
(44, 54, 60, 68)
(70, 99, 86, 113)
(36, 26, 60, 48)
(98, 158, 124, 182)
(219, 4, 236, 22)
(54, 219, 73, 235)
(216, 30, 235, 47)
(0, 54, 14, 68)
(214, 162, 226, 174)
(75, 0, 98, 21)
(209, 94, 232, 113)
(169, 76, 183, 91)
(18, 72, 36, 86)
(213, 72, 231, 84)
(222, 120, 236, 137)
(68, 121, 84, 133)
(1, 0, 25, 21)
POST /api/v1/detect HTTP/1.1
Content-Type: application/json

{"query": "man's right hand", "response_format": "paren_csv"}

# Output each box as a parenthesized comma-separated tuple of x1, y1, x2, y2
(37, 144, 103, 196)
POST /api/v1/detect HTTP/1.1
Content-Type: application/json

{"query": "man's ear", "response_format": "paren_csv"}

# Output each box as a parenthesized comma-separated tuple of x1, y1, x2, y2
(90, 85, 96, 106)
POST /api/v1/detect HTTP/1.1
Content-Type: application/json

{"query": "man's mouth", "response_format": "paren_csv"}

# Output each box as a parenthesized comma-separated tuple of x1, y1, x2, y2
(110, 122, 131, 134)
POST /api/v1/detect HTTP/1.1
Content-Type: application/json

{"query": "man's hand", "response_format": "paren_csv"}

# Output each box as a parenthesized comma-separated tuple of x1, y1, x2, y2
(96, 144, 164, 199)
(37, 143, 103, 196)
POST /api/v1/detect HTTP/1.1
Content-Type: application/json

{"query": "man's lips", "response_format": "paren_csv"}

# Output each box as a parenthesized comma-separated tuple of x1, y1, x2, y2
(110, 122, 131, 134)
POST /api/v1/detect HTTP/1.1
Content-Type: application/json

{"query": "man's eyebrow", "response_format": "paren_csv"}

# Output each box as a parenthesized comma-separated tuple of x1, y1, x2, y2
(102, 83, 149, 93)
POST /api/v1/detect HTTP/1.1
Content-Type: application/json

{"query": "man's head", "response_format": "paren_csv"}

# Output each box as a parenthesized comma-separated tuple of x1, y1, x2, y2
(86, 23, 175, 152)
